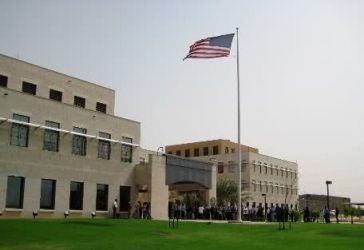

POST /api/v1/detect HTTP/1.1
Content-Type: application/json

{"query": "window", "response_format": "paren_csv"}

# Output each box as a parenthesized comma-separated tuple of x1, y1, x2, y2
(264, 165, 268, 174)
(96, 102, 107, 113)
(96, 184, 108, 211)
(176, 150, 181, 156)
(252, 181, 256, 192)
(271, 183, 274, 193)
(74, 96, 86, 108)
(212, 145, 219, 155)
(11, 114, 30, 147)
(265, 181, 268, 192)
(259, 181, 262, 192)
(276, 168, 279, 176)
(286, 170, 288, 178)
(22, 81, 37, 95)
(217, 162, 224, 174)
(225, 147, 229, 153)
(185, 149, 190, 157)
(227, 161, 234, 173)
(72, 127, 87, 156)
(167, 151, 172, 154)
(194, 148, 199, 157)
(281, 169, 284, 177)
(49, 89, 63, 102)
(98, 132, 111, 160)
(40, 179, 56, 210)
(231, 148, 235, 153)
(270, 165, 273, 175)
(121, 137, 133, 163)
(43, 121, 60, 152)
(203, 147, 209, 156)
(0, 74, 8, 87)
(6, 176, 25, 209)
(70, 181, 84, 210)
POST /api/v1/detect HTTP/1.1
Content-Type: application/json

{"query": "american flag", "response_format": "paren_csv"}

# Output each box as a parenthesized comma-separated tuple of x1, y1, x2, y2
(183, 33, 235, 60)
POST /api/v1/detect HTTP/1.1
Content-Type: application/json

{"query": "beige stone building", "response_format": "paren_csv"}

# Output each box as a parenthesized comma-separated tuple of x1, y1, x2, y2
(166, 139, 299, 209)
(0, 54, 215, 219)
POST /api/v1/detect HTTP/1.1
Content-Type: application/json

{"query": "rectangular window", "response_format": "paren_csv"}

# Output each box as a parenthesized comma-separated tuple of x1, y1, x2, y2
(49, 89, 63, 102)
(72, 127, 87, 156)
(270, 166, 273, 175)
(281, 169, 284, 177)
(217, 162, 224, 174)
(286, 170, 288, 178)
(176, 150, 181, 156)
(96, 102, 107, 113)
(22, 81, 37, 95)
(98, 132, 111, 160)
(228, 161, 235, 173)
(265, 166, 268, 174)
(271, 184, 274, 193)
(121, 137, 133, 163)
(70, 181, 84, 210)
(194, 148, 199, 157)
(40, 179, 56, 210)
(74, 96, 86, 108)
(225, 147, 229, 154)
(212, 145, 219, 155)
(43, 121, 60, 152)
(11, 114, 30, 147)
(6, 176, 25, 209)
(203, 147, 209, 156)
(0, 74, 8, 87)
(185, 149, 190, 157)
(96, 184, 109, 211)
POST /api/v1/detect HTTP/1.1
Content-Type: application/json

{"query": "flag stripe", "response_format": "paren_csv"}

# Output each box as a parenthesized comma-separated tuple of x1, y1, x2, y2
(184, 33, 234, 60)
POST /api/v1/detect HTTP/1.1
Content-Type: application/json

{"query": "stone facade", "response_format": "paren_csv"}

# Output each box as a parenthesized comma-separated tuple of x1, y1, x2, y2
(166, 139, 299, 209)
(0, 54, 215, 219)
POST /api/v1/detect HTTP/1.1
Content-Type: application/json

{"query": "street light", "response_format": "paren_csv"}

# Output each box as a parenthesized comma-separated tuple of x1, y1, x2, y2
(326, 180, 332, 210)
(157, 146, 164, 156)
(262, 193, 267, 221)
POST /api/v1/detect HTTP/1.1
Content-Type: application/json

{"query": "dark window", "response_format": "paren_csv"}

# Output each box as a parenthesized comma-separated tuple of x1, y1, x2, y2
(231, 148, 235, 153)
(74, 96, 86, 108)
(217, 162, 224, 174)
(98, 132, 111, 160)
(203, 147, 209, 156)
(185, 149, 190, 157)
(167, 151, 172, 154)
(213, 145, 219, 155)
(225, 147, 229, 154)
(0, 74, 8, 87)
(40, 179, 56, 209)
(96, 102, 107, 113)
(6, 176, 25, 209)
(43, 121, 60, 152)
(194, 148, 199, 157)
(70, 181, 84, 210)
(72, 127, 87, 156)
(121, 137, 133, 163)
(96, 184, 108, 211)
(49, 89, 62, 102)
(22, 81, 37, 95)
(11, 114, 29, 147)
(176, 150, 181, 156)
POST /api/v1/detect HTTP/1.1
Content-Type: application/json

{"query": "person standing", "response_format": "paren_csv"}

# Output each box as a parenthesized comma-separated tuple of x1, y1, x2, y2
(335, 207, 340, 224)
(113, 199, 118, 218)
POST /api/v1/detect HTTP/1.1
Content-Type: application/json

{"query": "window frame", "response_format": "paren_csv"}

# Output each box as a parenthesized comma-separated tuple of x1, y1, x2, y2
(40, 179, 56, 210)
(6, 176, 25, 209)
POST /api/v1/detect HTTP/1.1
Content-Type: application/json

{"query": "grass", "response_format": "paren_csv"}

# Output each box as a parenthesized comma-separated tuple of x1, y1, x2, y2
(0, 219, 363, 250)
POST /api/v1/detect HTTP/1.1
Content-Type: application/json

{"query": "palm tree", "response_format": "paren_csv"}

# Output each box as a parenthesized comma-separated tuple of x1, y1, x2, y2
(217, 179, 252, 206)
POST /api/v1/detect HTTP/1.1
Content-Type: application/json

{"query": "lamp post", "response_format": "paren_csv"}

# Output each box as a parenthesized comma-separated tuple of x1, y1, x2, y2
(262, 193, 267, 221)
(326, 180, 332, 210)
(157, 146, 164, 156)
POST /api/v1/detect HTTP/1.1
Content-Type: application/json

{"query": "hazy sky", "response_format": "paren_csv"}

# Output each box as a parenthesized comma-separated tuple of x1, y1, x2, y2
(1, 0, 363, 202)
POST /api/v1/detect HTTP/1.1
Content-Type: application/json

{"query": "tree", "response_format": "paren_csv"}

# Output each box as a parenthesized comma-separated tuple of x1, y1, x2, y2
(217, 179, 251, 206)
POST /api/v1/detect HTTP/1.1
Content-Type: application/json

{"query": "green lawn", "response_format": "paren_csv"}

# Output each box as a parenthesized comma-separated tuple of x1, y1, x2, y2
(0, 219, 363, 250)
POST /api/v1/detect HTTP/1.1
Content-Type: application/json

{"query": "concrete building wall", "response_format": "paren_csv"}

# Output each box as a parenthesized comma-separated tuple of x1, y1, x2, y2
(168, 140, 299, 209)
(0, 54, 115, 115)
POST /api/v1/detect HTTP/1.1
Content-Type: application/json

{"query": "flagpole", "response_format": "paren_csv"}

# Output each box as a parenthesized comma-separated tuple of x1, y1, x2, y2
(236, 27, 242, 222)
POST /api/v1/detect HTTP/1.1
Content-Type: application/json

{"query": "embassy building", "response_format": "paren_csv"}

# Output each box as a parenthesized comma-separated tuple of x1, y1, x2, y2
(0, 54, 216, 219)
(166, 139, 299, 209)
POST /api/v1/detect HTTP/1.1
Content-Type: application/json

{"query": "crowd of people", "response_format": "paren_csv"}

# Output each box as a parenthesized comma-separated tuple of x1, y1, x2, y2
(303, 206, 340, 223)
(168, 202, 299, 222)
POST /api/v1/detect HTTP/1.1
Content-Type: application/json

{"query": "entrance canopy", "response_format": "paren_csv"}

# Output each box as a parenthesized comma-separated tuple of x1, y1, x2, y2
(166, 156, 213, 189)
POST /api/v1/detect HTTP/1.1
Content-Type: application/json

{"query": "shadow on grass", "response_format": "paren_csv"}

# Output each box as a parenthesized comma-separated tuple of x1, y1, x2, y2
(63, 220, 113, 227)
